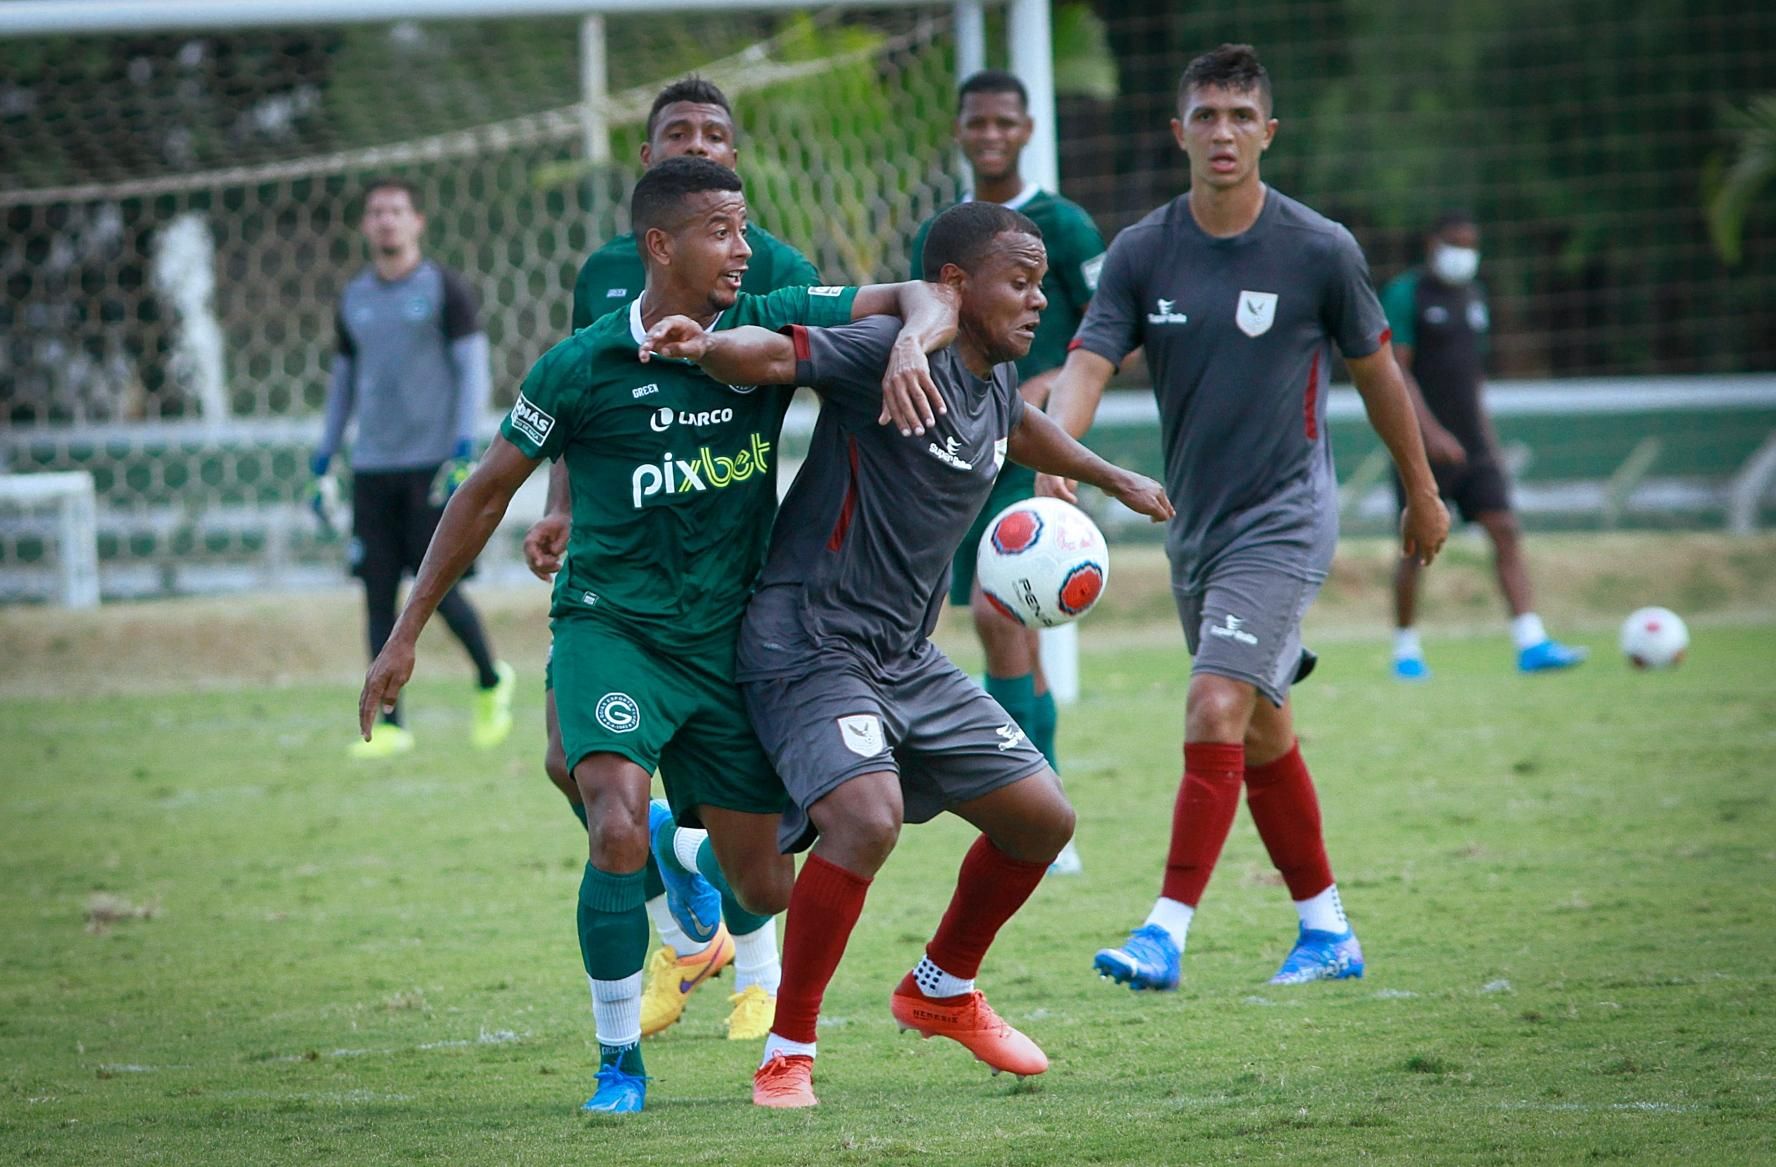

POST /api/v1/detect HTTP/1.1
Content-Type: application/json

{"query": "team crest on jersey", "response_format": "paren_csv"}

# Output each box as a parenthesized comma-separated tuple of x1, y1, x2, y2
(1236, 290, 1278, 337)
(836, 713, 885, 758)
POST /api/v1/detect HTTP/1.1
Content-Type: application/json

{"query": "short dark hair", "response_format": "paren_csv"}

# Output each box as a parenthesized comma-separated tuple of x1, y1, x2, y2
(921, 201, 1042, 280)
(631, 155, 744, 235)
(1430, 210, 1477, 237)
(361, 177, 422, 214)
(958, 69, 1028, 111)
(1177, 44, 1272, 114)
(646, 76, 734, 139)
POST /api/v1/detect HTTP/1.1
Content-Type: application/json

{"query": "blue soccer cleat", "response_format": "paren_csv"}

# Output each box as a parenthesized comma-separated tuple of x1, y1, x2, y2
(1268, 926, 1365, 984)
(648, 800, 721, 945)
(1092, 923, 1181, 991)
(580, 1064, 647, 1114)
(1518, 639, 1588, 673)
(1392, 655, 1431, 682)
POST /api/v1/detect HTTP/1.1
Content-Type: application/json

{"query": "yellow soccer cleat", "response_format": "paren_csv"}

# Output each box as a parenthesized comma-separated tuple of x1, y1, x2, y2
(470, 661, 515, 749)
(724, 984, 777, 1041)
(349, 724, 415, 760)
(639, 924, 733, 1037)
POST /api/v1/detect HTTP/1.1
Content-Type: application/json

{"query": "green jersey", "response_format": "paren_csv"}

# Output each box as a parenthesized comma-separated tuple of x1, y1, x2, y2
(909, 185, 1106, 378)
(571, 224, 821, 331)
(502, 285, 859, 650)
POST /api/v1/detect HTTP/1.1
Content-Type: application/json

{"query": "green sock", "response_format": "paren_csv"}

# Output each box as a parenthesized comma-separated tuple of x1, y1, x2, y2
(643, 855, 665, 902)
(986, 672, 1038, 751)
(599, 1040, 646, 1076)
(1030, 689, 1059, 770)
(576, 863, 648, 981)
(720, 886, 772, 937)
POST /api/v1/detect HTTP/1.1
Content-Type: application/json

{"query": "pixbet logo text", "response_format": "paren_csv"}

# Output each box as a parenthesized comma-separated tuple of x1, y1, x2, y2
(631, 433, 773, 508)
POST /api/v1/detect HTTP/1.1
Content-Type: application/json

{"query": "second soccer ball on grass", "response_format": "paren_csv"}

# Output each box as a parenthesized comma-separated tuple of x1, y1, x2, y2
(976, 497, 1110, 629)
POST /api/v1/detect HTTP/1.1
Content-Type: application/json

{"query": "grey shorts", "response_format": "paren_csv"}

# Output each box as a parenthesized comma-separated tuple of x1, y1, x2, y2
(1175, 561, 1322, 707)
(740, 647, 1051, 853)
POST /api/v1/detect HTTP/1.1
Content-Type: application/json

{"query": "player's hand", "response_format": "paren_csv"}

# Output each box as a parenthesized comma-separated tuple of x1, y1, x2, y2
(1034, 472, 1078, 505)
(1424, 424, 1467, 467)
(1106, 470, 1174, 524)
(307, 475, 341, 538)
(359, 637, 417, 740)
(1400, 489, 1450, 566)
(879, 335, 946, 436)
(428, 440, 475, 507)
(523, 513, 570, 581)
(639, 316, 713, 363)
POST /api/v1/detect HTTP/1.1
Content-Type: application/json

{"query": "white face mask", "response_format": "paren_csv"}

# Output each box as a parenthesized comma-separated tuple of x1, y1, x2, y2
(1430, 244, 1479, 285)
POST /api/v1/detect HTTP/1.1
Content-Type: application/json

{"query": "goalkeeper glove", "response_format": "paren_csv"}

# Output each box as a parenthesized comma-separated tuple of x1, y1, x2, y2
(429, 438, 475, 506)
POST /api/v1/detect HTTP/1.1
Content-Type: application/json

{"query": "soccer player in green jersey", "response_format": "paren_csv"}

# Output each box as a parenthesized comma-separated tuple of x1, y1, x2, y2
(907, 70, 1109, 876)
(526, 77, 825, 1047)
(360, 156, 956, 1115)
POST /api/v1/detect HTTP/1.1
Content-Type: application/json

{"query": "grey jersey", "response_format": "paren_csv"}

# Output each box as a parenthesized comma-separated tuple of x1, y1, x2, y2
(1073, 188, 1388, 587)
(736, 316, 1025, 680)
(324, 260, 487, 471)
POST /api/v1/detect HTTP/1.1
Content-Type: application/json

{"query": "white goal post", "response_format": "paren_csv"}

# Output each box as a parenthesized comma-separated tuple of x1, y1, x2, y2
(0, 472, 102, 609)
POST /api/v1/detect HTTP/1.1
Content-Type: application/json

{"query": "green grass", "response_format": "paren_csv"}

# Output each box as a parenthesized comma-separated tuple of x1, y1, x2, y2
(2, 622, 1774, 1164)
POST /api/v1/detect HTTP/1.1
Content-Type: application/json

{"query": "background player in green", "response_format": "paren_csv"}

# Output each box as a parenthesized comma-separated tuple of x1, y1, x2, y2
(523, 77, 824, 1044)
(907, 70, 1107, 876)
(1380, 212, 1588, 680)
(360, 157, 956, 1115)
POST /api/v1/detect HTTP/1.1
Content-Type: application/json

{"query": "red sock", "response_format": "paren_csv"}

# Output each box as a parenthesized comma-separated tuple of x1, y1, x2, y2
(923, 835, 1051, 982)
(771, 853, 872, 1044)
(1160, 741, 1245, 906)
(1244, 740, 1334, 900)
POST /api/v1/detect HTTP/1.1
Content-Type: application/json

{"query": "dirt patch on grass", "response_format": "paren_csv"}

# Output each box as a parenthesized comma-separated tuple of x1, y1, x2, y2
(2, 534, 1771, 699)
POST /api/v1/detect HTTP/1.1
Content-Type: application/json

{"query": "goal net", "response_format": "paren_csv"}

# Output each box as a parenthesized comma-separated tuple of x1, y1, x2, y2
(0, 7, 964, 598)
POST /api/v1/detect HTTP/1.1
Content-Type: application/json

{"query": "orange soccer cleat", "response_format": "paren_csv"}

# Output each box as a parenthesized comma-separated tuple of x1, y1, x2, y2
(888, 975, 1049, 1078)
(751, 1052, 818, 1109)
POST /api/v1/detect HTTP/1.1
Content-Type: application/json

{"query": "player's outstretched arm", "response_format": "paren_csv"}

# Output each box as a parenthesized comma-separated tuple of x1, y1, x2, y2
(641, 319, 796, 384)
(1033, 347, 1118, 503)
(1010, 407, 1172, 524)
(359, 436, 540, 738)
(522, 460, 571, 581)
(1348, 346, 1451, 566)
(850, 280, 960, 436)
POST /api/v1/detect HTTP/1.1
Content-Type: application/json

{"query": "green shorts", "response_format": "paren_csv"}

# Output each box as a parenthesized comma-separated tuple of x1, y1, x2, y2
(550, 615, 787, 825)
(948, 463, 1038, 607)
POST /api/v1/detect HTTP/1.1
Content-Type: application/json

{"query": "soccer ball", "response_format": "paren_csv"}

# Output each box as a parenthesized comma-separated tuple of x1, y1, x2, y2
(1619, 606, 1688, 669)
(976, 497, 1110, 629)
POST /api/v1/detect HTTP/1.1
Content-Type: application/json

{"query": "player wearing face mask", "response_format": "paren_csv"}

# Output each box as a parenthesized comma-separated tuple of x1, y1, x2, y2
(1380, 213, 1588, 678)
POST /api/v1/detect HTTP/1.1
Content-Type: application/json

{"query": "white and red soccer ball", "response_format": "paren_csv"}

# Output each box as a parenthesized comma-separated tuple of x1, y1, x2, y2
(976, 497, 1110, 629)
(1620, 606, 1688, 669)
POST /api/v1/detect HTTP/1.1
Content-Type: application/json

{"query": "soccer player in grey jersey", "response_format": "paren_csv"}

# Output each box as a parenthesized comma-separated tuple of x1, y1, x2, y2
(314, 177, 512, 760)
(640, 200, 1171, 1108)
(1038, 45, 1450, 988)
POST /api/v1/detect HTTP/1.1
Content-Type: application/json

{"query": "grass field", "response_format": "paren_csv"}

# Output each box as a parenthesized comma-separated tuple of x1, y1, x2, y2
(2, 536, 1774, 1165)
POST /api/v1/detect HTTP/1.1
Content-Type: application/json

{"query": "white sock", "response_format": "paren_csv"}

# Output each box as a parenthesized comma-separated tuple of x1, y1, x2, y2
(1144, 897, 1195, 950)
(644, 894, 706, 957)
(910, 953, 973, 999)
(1511, 612, 1548, 651)
(588, 971, 642, 1048)
(762, 1032, 816, 1063)
(733, 921, 781, 994)
(1294, 884, 1349, 934)
(672, 826, 709, 877)
(1393, 627, 1423, 660)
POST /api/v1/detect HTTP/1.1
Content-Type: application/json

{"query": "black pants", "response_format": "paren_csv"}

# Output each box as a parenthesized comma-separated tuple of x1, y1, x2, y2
(350, 465, 499, 722)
